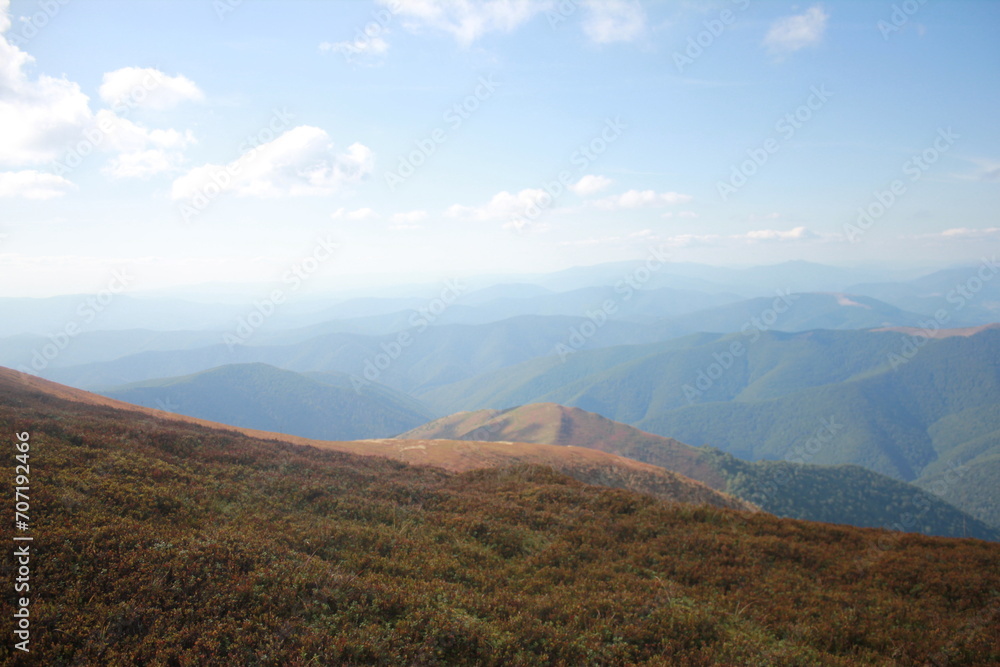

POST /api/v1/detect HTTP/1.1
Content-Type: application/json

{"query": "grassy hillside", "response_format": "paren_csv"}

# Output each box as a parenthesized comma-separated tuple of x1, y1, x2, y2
(10, 367, 752, 511)
(101, 363, 435, 440)
(403, 404, 999, 541)
(1, 368, 999, 664)
(352, 436, 755, 513)
(401, 403, 730, 488)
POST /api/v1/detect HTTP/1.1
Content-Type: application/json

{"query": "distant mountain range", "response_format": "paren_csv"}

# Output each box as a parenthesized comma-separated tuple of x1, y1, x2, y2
(16, 289, 984, 389)
(419, 327, 1000, 529)
(4, 259, 997, 340)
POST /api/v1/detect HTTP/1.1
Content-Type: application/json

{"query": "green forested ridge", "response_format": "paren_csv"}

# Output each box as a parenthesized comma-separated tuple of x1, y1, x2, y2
(703, 451, 996, 539)
(417, 329, 1000, 528)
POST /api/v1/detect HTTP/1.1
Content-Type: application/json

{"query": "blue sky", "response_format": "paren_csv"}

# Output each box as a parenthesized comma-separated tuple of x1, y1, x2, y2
(1, 0, 998, 296)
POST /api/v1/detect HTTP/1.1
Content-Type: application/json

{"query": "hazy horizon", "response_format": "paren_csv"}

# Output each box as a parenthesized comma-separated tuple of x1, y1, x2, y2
(0, 256, 976, 300)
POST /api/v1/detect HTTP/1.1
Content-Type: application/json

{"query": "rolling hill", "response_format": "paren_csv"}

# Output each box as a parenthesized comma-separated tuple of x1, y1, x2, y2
(400, 403, 727, 487)
(5, 367, 749, 513)
(1, 365, 998, 664)
(100, 363, 436, 441)
(399, 403, 999, 540)
(349, 436, 755, 512)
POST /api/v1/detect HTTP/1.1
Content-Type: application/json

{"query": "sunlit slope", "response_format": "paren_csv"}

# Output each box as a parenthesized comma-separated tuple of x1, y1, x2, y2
(1, 366, 998, 664)
(402, 402, 1000, 540)
(1, 367, 747, 512)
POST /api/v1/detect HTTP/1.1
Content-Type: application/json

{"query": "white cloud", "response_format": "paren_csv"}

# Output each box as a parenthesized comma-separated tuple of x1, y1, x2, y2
(659, 226, 822, 248)
(932, 227, 1000, 240)
(92, 109, 196, 178)
(763, 4, 829, 55)
(569, 174, 613, 196)
(350, 207, 378, 220)
(0, 4, 92, 166)
(593, 189, 692, 210)
(0, 6, 200, 178)
(663, 210, 699, 219)
(744, 226, 817, 241)
(447, 188, 551, 222)
(99, 67, 204, 111)
(658, 233, 722, 249)
(332, 207, 379, 221)
(504, 220, 551, 233)
(581, 0, 646, 44)
(0, 1, 28, 82)
(390, 210, 428, 226)
(0, 170, 76, 199)
(103, 150, 177, 179)
(172, 126, 373, 200)
(381, 0, 549, 46)
(560, 229, 656, 246)
(955, 158, 1000, 182)
(339, 142, 377, 178)
(92, 110, 194, 154)
(320, 35, 390, 62)
(389, 209, 428, 229)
